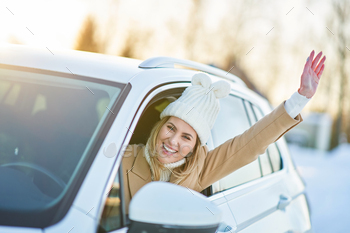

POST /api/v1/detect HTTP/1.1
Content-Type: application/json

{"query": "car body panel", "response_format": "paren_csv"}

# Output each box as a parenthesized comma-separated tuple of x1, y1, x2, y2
(43, 206, 96, 233)
(215, 202, 238, 232)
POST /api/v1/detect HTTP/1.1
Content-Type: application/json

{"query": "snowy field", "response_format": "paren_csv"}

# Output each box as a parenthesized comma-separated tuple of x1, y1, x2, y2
(289, 143, 350, 233)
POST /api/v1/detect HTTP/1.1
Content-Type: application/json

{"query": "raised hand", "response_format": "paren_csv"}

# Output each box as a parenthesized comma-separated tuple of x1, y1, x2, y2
(298, 50, 326, 98)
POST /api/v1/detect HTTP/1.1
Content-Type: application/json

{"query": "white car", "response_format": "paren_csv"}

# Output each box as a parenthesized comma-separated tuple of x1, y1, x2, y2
(0, 44, 312, 233)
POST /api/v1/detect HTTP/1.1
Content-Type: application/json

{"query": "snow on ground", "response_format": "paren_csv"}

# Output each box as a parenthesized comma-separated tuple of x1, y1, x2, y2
(289, 143, 350, 233)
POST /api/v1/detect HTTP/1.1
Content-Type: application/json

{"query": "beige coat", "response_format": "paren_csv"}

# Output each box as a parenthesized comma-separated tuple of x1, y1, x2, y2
(122, 102, 302, 214)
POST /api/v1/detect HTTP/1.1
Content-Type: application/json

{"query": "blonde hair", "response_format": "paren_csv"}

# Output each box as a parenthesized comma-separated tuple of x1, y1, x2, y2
(146, 116, 201, 185)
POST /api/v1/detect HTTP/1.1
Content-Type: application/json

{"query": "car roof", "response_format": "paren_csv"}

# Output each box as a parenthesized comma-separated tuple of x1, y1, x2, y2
(0, 44, 143, 84)
(1, 44, 249, 88)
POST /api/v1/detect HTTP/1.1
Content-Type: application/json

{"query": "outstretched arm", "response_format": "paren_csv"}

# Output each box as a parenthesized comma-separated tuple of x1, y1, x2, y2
(198, 50, 326, 190)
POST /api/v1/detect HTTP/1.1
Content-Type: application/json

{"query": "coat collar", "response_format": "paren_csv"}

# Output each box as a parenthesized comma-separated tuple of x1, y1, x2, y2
(127, 146, 152, 197)
(126, 145, 195, 197)
(131, 146, 151, 180)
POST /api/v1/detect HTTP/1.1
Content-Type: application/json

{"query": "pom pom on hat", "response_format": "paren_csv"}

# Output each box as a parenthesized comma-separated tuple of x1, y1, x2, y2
(192, 73, 212, 88)
(192, 73, 230, 99)
(211, 80, 231, 99)
(160, 72, 231, 146)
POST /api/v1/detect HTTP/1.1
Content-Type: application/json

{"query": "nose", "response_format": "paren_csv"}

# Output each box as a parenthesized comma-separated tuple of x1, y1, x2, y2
(169, 134, 179, 148)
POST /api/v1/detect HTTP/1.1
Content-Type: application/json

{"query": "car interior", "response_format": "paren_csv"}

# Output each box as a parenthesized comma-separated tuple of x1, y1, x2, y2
(0, 78, 108, 202)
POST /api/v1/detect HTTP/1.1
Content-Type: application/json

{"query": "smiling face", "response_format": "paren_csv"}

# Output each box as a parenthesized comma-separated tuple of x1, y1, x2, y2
(155, 116, 197, 164)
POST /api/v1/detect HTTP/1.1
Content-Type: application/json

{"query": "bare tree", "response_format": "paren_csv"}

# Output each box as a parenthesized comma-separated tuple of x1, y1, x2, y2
(74, 15, 104, 53)
(184, 0, 205, 61)
(327, 0, 350, 146)
(118, 21, 153, 59)
(217, 0, 273, 97)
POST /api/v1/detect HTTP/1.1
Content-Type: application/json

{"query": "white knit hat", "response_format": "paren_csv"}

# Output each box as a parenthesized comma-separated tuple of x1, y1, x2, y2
(160, 73, 231, 146)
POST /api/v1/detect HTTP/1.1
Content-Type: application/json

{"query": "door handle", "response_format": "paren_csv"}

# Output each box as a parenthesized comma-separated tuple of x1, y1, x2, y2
(278, 194, 292, 210)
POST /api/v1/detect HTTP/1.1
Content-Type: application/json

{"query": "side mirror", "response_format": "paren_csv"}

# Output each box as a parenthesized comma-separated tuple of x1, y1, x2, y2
(127, 182, 222, 233)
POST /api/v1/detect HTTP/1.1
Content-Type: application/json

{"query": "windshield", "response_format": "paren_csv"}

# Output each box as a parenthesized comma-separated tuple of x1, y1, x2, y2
(0, 65, 126, 227)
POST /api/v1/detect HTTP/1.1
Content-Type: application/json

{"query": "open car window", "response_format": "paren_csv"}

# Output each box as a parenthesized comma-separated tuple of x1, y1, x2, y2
(98, 85, 188, 231)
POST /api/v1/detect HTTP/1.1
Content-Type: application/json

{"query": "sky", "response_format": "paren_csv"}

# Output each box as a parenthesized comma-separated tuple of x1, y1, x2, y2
(0, 0, 87, 48)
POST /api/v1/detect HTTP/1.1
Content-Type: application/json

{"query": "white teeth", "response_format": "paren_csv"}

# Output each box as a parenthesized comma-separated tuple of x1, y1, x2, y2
(163, 144, 177, 153)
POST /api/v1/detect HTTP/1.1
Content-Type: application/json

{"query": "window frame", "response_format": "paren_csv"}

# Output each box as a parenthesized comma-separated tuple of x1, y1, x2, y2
(266, 142, 283, 172)
(243, 100, 264, 177)
(96, 81, 191, 231)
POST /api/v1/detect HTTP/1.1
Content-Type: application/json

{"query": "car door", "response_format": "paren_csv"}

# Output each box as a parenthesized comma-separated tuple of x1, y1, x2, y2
(208, 93, 296, 233)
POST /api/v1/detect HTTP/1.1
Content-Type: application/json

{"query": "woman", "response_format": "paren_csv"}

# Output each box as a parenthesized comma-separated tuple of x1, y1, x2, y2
(122, 50, 326, 214)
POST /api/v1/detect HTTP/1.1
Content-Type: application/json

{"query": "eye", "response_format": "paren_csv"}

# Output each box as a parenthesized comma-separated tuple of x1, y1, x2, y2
(167, 125, 174, 131)
(183, 136, 190, 140)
